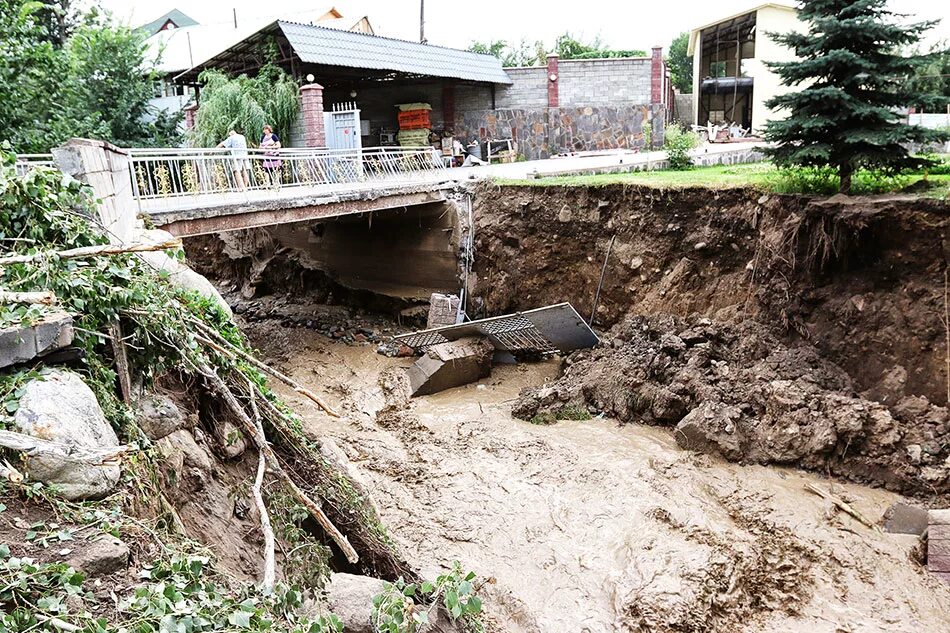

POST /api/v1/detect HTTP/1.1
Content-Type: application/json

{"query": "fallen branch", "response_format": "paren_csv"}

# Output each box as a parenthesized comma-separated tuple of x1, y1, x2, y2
(0, 290, 56, 305)
(0, 430, 127, 464)
(194, 358, 358, 563)
(0, 460, 24, 483)
(191, 322, 339, 417)
(247, 377, 276, 591)
(35, 615, 81, 632)
(109, 319, 133, 405)
(804, 482, 881, 532)
(0, 239, 181, 266)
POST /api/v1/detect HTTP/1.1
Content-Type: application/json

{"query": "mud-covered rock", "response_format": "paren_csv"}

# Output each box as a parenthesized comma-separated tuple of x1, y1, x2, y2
(326, 573, 464, 633)
(136, 394, 185, 440)
(13, 370, 121, 499)
(514, 315, 950, 495)
(66, 535, 129, 576)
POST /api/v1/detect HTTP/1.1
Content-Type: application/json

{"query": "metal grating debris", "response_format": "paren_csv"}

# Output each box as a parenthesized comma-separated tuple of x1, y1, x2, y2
(396, 303, 598, 354)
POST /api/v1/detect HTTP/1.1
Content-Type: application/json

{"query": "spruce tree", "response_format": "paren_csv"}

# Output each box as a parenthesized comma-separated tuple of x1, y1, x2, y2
(764, 0, 949, 194)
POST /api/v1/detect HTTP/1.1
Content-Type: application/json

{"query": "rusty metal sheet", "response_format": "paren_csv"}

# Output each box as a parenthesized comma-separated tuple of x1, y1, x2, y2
(396, 303, 599, 354)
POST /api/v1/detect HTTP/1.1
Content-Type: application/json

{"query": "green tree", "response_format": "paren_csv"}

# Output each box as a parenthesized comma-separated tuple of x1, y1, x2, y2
(668, 32, 692, 93)
(764, 0, 950, 194)
(190, 64, 299, 148)
(469, 34, 644, 67)
(553, 32, 645, 60)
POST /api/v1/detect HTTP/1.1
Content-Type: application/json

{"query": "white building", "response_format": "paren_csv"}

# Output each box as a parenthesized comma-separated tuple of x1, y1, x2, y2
(687, 2, 803, 133)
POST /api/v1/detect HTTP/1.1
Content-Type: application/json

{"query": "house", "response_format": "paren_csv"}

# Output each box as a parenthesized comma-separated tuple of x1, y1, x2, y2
(687, 2, 803, 133)
(139, 9, 198, 36)
(173, 20, 673, 159)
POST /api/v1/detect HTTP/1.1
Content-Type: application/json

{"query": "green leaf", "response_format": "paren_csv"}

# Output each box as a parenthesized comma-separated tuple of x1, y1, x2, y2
(228, 610, 252, 628)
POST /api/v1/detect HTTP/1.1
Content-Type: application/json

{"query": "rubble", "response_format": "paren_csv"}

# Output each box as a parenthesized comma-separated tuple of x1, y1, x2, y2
(406, 336, 494, 396)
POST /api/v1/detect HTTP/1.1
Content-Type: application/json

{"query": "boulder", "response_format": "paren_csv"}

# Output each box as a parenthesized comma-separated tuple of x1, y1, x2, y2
(13, 370, 121, 500)
(326, 573, 463, 633)
(66, 535, 129, 576)
(134, 228, 232, 317)
(136, 394, 185, 440)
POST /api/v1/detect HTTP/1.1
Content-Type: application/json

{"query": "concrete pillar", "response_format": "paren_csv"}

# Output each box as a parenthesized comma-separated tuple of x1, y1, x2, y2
(51, 139, 136, 244)
(651, 46, 664, 105)
(300, 83, 326, 148)
(183, 103, 198, 130)
(546, 54, 559, 108)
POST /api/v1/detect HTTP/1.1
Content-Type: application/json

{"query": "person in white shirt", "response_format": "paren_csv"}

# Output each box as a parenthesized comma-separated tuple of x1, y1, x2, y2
(217, 129, 251, 189)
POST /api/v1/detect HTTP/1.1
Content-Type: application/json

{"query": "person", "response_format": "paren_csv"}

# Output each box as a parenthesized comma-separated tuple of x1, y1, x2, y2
(260, 124, 282, 188)
(217, 129, 250, 189)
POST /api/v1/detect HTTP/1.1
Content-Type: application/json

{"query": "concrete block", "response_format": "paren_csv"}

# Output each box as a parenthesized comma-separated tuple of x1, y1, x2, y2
(0, 327, 37, 368)
(928, 540, 950, 557)
(929, 509, 950, 525)
(0, 313, 75, 369)
(427, 293, 460, 329)
(882, 502, 929, 535)
(406, 336, 493, 397)
(33, 313, 74, 353)
(933, 571, 950, 585)
(928, 554, 950, 572)
(930, 525, 950, 540)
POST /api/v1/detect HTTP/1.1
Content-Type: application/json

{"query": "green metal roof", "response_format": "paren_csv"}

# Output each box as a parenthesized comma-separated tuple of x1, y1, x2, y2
(139, 9, 199, 36)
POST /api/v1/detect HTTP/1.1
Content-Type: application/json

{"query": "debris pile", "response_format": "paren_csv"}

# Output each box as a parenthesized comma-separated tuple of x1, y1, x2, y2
(513, 314, 950, 495)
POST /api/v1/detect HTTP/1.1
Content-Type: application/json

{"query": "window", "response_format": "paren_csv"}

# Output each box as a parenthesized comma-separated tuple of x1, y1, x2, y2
(709, 61, 727, 78)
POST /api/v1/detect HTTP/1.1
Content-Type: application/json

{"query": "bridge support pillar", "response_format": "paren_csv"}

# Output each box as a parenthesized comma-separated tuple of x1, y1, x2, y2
(300, 83, 326, 148)
(52, 139, 136, 244)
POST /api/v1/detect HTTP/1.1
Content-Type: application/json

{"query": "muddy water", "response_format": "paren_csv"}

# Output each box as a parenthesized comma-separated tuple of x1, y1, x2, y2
(246, 322, 950, 632)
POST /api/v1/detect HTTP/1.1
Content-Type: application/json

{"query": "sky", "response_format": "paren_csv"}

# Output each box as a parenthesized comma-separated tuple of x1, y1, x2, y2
(97, 0, 950, 52)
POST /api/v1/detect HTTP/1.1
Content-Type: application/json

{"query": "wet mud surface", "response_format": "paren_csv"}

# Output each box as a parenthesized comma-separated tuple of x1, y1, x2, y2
(242, 317, 950, 633)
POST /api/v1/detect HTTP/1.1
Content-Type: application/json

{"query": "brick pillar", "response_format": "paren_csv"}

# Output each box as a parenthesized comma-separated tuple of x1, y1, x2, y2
(442, 81, 456, 132)
(547, 54, 559, 108)
(300, 83, 326, 148)
(183, 103, 198, 130)
(651, 46, 664, 105)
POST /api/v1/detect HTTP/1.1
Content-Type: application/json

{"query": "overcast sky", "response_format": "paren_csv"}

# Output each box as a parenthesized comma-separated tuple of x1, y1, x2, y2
(97, 0, 950, 52)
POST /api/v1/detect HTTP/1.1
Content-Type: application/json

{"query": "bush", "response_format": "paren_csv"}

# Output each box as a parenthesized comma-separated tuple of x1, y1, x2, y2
(766, 166, 910, 195)
(664, 125, 701, 170)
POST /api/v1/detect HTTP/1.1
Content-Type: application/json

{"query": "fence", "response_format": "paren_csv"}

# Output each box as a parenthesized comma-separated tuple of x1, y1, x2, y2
(13, 154, 55, 177)
(127, 146, 447, 205)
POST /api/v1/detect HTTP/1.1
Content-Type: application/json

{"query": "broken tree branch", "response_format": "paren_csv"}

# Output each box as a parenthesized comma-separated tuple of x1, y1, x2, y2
(0, 430, 127, 464)
(190, 321, 339, 417)
(194, 357, 358, 563)
(0, 239, 181, 266)
(109, 319, 133, 405)
(0, 290, 56, 305)
(247, 377, 276, 591)
(804, 482, 881, 532)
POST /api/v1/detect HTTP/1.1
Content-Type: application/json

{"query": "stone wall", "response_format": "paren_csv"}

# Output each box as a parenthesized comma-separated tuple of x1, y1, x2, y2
(456, 104, 664, 160)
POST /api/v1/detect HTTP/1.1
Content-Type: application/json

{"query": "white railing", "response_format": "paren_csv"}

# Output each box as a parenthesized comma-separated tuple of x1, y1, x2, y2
(127, 146, 448, 205)
(14, 154, 55, 177)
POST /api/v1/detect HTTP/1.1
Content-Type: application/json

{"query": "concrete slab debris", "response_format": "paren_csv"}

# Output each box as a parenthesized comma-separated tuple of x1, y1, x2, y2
(0, 312, 74, 369)
(882, 502, 928, 535)
(427, 293, 461, 329)
(396, 302, 599, 355)
(927, 509, 950, 584)
(406, 336, 493, 396)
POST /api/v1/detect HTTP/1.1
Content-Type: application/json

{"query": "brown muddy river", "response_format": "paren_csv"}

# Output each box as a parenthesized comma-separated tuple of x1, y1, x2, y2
(246, 318, 950, 632)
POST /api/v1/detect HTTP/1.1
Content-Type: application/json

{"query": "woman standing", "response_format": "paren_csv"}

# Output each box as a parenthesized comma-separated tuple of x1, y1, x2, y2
(260, 125, 282, 188)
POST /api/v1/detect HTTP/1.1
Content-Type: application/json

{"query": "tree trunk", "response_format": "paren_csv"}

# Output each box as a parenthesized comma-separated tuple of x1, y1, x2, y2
(839, 162, 853, 195)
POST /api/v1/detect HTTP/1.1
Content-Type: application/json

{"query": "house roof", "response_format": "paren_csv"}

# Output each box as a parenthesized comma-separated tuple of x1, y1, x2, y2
(174, 20, 512, 85)
(687, 2, 796, 54)
(138, 9, 199, 36)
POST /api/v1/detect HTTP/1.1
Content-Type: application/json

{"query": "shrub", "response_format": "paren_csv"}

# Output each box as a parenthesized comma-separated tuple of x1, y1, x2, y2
(664, 125, 701, 170)
(766, 166, 910, 195)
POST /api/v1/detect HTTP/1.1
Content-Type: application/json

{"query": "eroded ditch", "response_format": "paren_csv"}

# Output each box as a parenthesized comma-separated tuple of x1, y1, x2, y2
(184, 183, 950, 631)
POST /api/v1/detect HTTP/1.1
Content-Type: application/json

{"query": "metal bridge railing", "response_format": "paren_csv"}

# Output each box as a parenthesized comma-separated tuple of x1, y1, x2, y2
(127, 146, 449, 210)
(14, 154, 55, 177)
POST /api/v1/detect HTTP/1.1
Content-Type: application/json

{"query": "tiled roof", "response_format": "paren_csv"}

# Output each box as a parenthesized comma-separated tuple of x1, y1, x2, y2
(278, 20, 511, 84)
(139, 9, 199, 36)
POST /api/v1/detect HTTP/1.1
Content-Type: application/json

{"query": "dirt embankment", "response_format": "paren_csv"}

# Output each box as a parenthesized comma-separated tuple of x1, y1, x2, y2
(472, 184, 949, 495)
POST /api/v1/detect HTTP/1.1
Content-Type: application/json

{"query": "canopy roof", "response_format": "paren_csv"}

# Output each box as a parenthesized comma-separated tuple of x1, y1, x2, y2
(174, 20, 512, 85)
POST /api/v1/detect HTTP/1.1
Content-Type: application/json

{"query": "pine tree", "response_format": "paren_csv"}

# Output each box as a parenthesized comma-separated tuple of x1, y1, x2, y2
(764, 0, 949, 194)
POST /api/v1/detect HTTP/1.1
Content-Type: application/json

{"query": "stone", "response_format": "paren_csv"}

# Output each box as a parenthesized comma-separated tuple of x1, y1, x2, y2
(406, 337, 494, 397)
(326, 573, 384, 633)
(66, 535, 129, 576)
(882, 502, 928, 535)
(157, 429, 214, 474)
(13, 370, 121, 500)
(134, 228, 232, 317)
(930, 525, 950, 540)
(629, 256, 643, 270)
(214, 421, 247, 459)
(928, 554, 950, 572)
(136, 394, 185, 441)
(930, 508, 950, 525)
(0, 313, 74, 369)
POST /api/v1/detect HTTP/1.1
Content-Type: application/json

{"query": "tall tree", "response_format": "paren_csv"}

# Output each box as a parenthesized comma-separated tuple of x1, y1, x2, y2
(668, 32, 692, 93)
(764, 0, 949, 194)
(469, 34, 644, 67)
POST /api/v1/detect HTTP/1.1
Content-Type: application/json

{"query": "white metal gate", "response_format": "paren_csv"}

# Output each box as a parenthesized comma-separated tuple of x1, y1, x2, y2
(324, 102, 362, 151)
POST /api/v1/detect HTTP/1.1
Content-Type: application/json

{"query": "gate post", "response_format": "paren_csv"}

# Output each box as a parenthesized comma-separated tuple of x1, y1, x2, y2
(300, 83, 327, 148)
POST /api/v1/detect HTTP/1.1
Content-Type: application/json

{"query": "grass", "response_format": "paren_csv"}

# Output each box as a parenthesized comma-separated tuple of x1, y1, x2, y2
(495, 160, 950, 199)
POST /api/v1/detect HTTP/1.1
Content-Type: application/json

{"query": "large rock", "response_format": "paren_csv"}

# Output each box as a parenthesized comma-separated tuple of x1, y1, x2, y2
(13, 370, 121, 500)
(134, 228, 232, 317)
(326, 573, 463, 633)
(65, 535, 129, 576)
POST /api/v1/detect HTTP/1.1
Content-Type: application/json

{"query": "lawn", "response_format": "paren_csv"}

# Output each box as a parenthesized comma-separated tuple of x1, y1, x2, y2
(496, 161, 950, 199)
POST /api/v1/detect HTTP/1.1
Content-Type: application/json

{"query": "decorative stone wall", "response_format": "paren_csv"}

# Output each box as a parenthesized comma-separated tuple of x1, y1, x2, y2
(457, 104, 664, 160)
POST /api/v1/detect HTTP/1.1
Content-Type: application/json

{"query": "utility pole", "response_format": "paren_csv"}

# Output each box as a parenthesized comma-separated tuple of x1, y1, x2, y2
(233, 8, 238, 29)
(420, 0, 426, 44)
